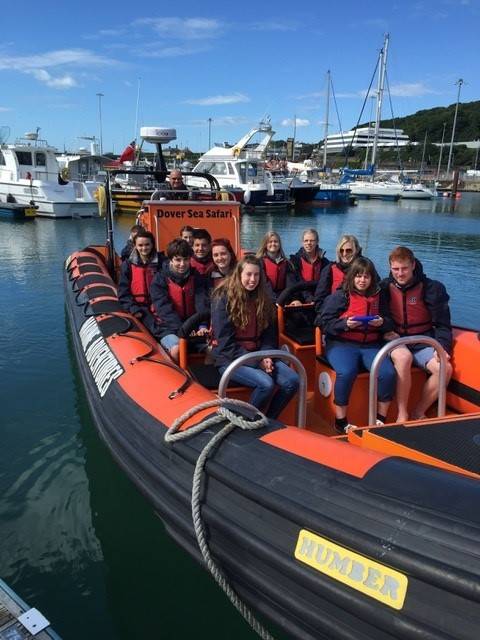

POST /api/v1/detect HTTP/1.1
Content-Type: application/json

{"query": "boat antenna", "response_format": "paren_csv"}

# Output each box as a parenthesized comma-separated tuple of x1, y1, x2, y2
(322, 71, 331, 171)
(370, 33, 389, 178)
(446, 78, 464, 176)
(384, 70, 403, 174)
(104, 172, 116, 277)
(134, 77, 141, 144)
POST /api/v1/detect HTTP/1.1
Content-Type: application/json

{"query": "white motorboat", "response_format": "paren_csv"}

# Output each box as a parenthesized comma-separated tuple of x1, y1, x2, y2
(0, 130, 98, 218)
(400, 183, 437, 199)
(190, 121, 274, 206)
(348, 179, 403, 200)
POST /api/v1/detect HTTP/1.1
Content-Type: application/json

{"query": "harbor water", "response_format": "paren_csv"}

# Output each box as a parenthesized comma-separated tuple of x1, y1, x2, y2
(1, 194, 479, 639)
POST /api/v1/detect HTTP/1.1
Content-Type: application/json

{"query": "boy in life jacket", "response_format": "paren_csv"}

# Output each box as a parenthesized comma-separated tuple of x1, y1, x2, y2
(150, 239, 210, 362)
(290, 229, 330, 303)
(191, 228, 214, 275)
(381, 246, 453, 422)
(118, 230, 164, 338)
(120, 224, 143, 261)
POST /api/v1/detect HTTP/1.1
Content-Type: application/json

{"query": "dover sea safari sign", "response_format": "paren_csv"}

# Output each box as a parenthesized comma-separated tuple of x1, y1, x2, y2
(140, 200, 242, 256)
(294, 529, 408, 610)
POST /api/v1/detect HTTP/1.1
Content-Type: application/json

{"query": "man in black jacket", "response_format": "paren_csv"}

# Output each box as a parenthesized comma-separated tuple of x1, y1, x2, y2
(382, 246, 452, 422)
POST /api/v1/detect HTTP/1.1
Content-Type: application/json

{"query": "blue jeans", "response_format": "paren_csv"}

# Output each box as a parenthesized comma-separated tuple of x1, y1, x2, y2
(325, 340, 396, 407)
(219, 361, 299, 419)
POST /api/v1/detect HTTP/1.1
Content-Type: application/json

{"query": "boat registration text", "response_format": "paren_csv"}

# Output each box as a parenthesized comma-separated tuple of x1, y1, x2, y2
(294, 529, 408, 610)
(79, 317, 124, 397)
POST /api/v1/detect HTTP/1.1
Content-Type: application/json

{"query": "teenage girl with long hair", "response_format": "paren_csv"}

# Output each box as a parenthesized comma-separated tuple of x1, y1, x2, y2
(211, 255, 299, 418)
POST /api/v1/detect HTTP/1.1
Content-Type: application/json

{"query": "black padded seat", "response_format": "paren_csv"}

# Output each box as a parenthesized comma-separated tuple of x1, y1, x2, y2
(98, 315, 134, 337)
(75, 274, 113, 289)
(83, 285, 117, 299)
(78, 264, 104, 274)
(283, 326, 315, 345)
(75, 256, 99, 265)
(89, 299, 123, 314)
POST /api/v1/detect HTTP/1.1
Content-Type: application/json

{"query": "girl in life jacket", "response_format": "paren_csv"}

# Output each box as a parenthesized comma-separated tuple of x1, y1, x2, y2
(290, 229, 330, 303)
(314, 234, 362, 313)
(256, 231, 298, 302)
(150, 239, 210, 362)
(211, 255, 299, 419)
(210, 238, 237, 289)
(118, 230, 164, 338)
(319, 257, 396, 434)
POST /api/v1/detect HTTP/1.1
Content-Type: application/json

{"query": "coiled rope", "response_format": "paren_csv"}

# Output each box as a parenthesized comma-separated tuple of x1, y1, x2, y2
(165, 398, 276, 640)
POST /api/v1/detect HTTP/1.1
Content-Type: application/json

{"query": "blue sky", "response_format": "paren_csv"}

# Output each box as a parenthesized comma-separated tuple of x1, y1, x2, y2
(1, 0, 478, 153)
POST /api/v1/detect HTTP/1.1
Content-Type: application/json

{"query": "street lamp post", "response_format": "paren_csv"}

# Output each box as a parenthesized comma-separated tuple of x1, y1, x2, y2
(96, 92, 104, 156)
(446, 79, 464, 176)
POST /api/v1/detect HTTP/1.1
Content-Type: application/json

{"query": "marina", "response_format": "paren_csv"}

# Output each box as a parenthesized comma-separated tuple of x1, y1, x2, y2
(1, 192, 480, 639)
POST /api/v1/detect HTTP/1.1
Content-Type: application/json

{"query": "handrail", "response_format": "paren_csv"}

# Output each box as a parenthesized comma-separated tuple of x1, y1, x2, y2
(217, 349, 307, 428)
(368, 335, 448, 425)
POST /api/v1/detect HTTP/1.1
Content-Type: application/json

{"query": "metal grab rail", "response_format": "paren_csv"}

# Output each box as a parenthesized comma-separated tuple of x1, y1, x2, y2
(217, 349, 308, 428)
(368, 336, 448, 426)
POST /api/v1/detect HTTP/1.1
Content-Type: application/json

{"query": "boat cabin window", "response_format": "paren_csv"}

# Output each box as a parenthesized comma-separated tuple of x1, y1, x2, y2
(0, 150, 5, 165)
(227, 163, 235, 175)
(209, 162, 227, 175)
(196, 161, 214, 174)
(238, 162, 258, 182)
(35, 152, 46, 167)
(15, 151, 33, 166)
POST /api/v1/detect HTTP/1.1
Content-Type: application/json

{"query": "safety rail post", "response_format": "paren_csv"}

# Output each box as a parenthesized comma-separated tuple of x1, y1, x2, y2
(217, 349, 308, 428)
(368, 336, 448, 426)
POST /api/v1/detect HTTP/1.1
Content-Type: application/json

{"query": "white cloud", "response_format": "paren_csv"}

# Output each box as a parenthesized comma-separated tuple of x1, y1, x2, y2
(249, 21, 298, 31)
(0, 48, 117, 90)
(389, 82, 440, 97)
(281, 118, 310, 127)
(137, 44, 210, 58)
(0, 106, 11, 112)
(133, 17, 223, 40)
(185, 93, 250, 106)
(29, 69, 77, 88)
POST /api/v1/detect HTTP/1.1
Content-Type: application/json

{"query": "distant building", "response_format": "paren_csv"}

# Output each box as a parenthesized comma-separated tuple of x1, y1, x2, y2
(321, 127, 410, 154)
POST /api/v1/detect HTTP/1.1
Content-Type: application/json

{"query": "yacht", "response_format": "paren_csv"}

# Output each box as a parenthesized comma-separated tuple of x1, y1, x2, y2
(0, 131, 97, 218)
(400, 183, 437, 199)
(190, 122, 273, 206)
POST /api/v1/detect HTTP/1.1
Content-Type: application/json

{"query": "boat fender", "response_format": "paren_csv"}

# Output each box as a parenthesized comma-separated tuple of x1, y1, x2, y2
(267, 181, 274, 197)
(95, 185, 107, 217)
(243, 189, 251, 205)
(318, 371, 333, 397)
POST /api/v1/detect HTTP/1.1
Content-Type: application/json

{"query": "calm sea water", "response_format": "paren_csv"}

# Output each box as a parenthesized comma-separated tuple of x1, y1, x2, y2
(1, 194, 479, 639)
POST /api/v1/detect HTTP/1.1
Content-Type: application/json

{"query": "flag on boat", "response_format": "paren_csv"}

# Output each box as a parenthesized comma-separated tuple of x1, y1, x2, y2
(119, 140, 136, 164)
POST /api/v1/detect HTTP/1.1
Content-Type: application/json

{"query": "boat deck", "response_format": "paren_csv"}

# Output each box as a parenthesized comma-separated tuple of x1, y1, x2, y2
(0, 579, 61, 639)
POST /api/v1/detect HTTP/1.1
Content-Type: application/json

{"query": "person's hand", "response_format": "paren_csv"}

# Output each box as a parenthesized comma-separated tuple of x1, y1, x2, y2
(287, 299, 303, 307)
(195, 326, 210, 336)
(260, 357, 274, 373)
(134, 311, 143, 318)
(368, 316, 383, 327)
(435, 349, 451, 362)
(346, 317, 362, 329)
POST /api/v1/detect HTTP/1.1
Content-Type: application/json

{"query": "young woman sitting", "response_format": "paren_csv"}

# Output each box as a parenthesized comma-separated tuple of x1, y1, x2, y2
(118, 230, 163, 338)
(319, 257, 396, 433)
(314, 234, 362, 311)
(211, 255, 299, 419)
(256, 231, 298, 302)
(210, 238, 237, 289)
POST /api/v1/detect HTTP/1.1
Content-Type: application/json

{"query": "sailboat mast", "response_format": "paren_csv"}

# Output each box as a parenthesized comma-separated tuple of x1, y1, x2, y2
(370, 33, 389, 174)
(446, 78, 464, 176)
(323, 70, 331, 170)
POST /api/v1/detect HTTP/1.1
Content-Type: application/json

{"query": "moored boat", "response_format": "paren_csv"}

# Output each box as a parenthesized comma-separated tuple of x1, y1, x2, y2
(0, 201, 37, 220)
(64, 177, 480, 639)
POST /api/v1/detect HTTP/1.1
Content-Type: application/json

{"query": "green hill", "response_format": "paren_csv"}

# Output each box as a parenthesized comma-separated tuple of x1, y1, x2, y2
(376, 100, 480, 143)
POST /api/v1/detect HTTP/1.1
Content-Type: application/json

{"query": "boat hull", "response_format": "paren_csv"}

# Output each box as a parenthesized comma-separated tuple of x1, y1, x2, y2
(0, 202, 36, 219)
(0, 180, 98, 217)
(64, 248, 480, 640)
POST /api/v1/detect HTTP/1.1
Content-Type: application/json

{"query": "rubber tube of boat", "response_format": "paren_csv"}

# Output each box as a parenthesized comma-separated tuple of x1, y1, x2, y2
(243, 189, 251, 205)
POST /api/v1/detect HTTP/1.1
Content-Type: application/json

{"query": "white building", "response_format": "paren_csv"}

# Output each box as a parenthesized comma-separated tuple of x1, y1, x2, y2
(321, 127, 410, 154)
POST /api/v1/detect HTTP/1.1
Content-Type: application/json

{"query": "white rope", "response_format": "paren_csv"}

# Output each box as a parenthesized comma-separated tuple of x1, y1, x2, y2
(165, 398, 276, 640)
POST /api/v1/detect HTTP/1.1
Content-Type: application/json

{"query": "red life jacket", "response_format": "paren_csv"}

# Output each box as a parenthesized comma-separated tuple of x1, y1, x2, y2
(130, 263, 157, 306)
(191, 255, 213, 275)
(235, 300, 261, 351)
(167, 275, 196, 321)
(388, 282, 432, 335)
(340, 291, 381, 343)
(300, 255, 322, 282)
(331, 263, 346, 292)
(263, 256, 287, 291)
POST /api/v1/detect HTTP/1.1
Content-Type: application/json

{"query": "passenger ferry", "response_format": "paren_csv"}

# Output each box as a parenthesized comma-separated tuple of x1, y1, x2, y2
(0, 130, 97, 218)
(64, 162, 480, 640)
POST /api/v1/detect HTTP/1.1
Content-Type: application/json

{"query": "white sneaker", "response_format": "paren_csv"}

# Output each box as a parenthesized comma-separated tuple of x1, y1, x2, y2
(344, 423, 358, 433)
(375, 419, 385, 426)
